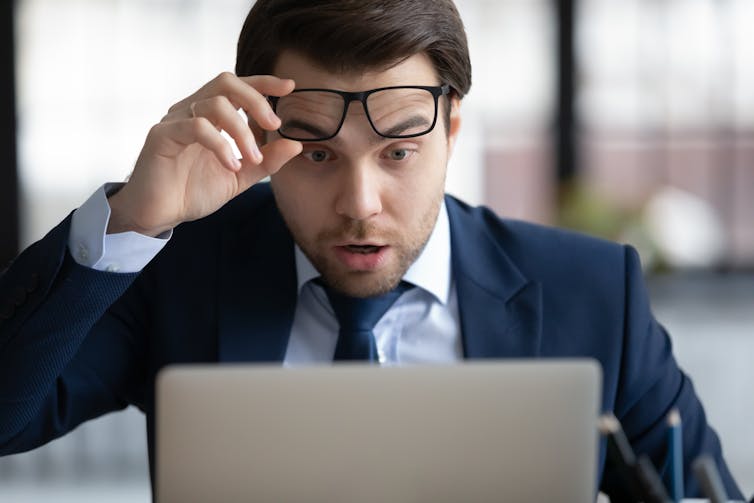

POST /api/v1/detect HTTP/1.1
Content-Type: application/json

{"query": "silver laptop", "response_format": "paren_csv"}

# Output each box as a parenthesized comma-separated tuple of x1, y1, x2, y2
(156, 360, 601, 502)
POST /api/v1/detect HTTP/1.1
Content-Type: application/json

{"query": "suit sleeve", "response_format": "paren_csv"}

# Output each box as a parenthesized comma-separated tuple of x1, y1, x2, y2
(599, 246, 743, 499)
(0, 215, 145, 454)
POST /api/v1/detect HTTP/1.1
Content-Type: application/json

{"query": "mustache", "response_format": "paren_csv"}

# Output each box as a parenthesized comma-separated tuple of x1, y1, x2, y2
(317, 220, 390, 242)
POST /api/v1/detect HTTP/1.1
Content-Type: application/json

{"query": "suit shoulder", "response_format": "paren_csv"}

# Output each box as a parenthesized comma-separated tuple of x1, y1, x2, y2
(170, 183, 276, 239)
(446, 195, 628, 277)
(201, 183, 275, 226)
(147, 183, 278, 272)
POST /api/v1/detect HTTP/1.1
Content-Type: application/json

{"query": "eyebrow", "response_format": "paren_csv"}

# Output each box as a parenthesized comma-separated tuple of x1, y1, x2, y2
(380, 115, 432, 138)
(281, 119, 331, 140)
(282, 115, 432, 146)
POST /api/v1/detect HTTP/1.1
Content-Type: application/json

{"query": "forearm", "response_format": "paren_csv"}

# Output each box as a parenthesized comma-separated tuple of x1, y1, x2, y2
(0, 217, 138, 448)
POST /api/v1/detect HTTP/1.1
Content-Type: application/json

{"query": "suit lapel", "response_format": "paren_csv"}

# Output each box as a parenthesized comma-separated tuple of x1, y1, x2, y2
(217, 193, 298, 362)
(445, 197, 543, 359)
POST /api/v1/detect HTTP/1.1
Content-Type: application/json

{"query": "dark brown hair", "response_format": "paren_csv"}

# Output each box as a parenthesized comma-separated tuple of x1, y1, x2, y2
(235, 0, 472, 98)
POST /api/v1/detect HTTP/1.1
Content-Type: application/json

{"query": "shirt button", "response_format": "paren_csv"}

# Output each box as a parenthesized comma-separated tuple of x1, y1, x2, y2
(77, 243, 89, 262)
(105, 264, 120, 273)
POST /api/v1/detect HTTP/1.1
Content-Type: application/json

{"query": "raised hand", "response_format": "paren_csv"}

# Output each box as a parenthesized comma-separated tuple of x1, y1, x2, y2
(107, 72, 302, 237)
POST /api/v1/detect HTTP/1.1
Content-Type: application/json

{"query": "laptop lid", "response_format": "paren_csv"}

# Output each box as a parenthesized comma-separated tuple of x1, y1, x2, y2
(156, 360, 602, 502)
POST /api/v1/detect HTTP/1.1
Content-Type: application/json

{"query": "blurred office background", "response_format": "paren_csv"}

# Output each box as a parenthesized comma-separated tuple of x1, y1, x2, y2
(0, 0, 752, 500)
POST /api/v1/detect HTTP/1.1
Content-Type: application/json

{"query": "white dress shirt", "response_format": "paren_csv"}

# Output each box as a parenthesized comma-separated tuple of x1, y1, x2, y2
(68, 184, 170, 273)
(68, 185, 463, 365)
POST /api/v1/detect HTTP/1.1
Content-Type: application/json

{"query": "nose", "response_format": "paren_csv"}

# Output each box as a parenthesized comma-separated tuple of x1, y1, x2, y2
(334, 161, 382, 221)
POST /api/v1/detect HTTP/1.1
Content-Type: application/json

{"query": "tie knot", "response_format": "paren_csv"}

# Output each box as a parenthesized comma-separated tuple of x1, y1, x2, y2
(316, 279, 413, 361)
(322, 281, 413, 334)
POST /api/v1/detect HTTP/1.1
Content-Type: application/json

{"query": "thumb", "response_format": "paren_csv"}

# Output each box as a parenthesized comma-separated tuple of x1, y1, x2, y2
(235, 139, 302, 192)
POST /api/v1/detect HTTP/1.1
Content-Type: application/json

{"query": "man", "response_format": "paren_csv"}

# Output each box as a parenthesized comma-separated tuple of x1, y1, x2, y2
(0, 0, 743, 499)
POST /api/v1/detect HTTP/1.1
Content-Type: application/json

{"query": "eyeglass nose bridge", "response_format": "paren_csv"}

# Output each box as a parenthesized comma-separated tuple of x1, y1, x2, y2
(333, 89, 383, 138)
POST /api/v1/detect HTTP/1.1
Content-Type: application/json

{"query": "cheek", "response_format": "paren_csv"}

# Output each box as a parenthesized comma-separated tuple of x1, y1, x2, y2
(271, 172, 330, 227)
(403, 149, 447, 195)
(271, 174, 305, 221)
(386, 169, 444, 226)
(271, 165, 316, 203)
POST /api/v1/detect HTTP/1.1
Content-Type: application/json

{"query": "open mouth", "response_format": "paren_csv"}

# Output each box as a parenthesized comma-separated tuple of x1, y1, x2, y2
(333, 244, 389, 270)
(344, 244, 382, 254)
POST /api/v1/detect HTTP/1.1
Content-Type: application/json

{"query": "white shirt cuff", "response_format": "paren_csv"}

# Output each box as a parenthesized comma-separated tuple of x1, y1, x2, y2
(68, 183, 171, 273)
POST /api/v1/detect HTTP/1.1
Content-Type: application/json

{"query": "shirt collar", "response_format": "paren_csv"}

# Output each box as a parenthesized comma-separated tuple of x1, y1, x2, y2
(294, 200, 452, 305)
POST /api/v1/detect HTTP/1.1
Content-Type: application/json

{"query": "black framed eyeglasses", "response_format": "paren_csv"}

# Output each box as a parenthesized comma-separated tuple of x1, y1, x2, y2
(268, 84, 451, 142)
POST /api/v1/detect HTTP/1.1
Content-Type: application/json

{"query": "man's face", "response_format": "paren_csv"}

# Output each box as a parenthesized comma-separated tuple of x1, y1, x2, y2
(269, 51, 461, 297)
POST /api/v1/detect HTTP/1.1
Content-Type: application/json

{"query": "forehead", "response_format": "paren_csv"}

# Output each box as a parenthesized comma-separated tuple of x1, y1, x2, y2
(272, 50, 440, 91)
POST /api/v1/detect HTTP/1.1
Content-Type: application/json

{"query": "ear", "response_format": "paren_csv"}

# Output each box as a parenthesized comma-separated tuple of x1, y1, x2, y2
(446, 95, 462, 157)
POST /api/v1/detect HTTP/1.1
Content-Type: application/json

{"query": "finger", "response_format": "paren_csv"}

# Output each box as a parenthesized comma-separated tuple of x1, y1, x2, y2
(258, 138, 303, 175)
(224, 76, 292, 131)
(237, 75, 296, 97)
(190, 96, 262, 164)
(236, 139, 302, 192)
(152, 118, 242, 172)
(169, 73, 294, 130)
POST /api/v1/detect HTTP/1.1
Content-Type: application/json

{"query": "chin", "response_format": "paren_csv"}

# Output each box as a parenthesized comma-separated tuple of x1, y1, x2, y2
(320, 268, 404, 298)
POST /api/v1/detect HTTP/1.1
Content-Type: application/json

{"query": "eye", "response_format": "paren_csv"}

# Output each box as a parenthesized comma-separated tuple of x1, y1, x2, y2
(380, 141, 420, 164)
(389, 149, 409, 161)
(302, 148, 331, 162)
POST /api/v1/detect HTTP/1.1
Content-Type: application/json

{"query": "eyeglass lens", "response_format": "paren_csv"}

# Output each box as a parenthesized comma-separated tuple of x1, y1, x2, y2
(274, 87, 439, 141)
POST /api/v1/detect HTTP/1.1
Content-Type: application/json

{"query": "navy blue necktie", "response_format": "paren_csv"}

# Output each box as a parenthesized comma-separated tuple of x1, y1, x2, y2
(320, 281, 413, 361)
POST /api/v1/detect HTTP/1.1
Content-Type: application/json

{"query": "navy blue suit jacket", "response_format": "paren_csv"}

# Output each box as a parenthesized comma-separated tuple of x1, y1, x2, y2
(0, 183, 743, 499)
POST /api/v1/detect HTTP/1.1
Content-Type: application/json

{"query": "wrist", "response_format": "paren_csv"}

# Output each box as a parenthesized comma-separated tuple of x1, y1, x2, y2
(106, 187, 170, 237)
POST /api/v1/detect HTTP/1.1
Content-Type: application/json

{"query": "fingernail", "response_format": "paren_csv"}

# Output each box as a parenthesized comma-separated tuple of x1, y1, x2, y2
(268, 111, 280, 127)
(252, 144, 263, 163)
(231, 156, 242, 170)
